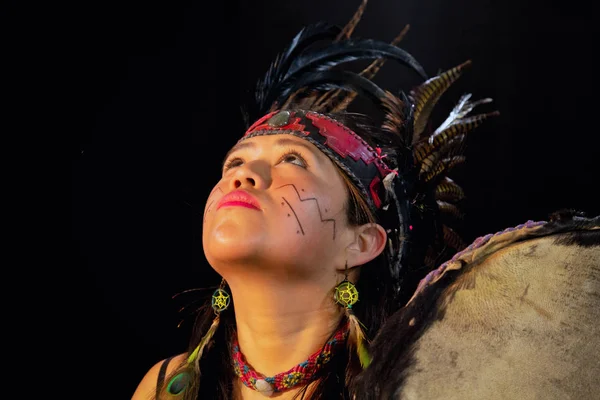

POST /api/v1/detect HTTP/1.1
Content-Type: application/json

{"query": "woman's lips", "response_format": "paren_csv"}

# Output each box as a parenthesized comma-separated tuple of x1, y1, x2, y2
(216, 190, 261, 210)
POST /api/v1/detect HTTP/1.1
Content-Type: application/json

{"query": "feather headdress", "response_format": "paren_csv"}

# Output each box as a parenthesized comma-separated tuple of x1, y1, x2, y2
(240, 0, 498, 288)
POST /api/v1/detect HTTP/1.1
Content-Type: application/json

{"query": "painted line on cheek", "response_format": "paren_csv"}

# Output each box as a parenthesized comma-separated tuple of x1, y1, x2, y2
(282, 196, 305, 235)
(204, 187, 223, 222)
(209, 186, 224, 198)
(276, 183, 337, 240)
(203, 200, 214, 223)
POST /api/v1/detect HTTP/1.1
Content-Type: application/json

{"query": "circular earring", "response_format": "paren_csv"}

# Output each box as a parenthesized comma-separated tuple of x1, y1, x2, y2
(334, 280, 359, 308)
(334, 262, 359, 309)
(211, 279, 231, 313)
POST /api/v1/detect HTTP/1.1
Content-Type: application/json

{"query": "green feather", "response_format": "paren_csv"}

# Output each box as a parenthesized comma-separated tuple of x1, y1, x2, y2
(347, 309, 372, 369)
(187, 314, 220, 368)
(357, 336, 372, 368)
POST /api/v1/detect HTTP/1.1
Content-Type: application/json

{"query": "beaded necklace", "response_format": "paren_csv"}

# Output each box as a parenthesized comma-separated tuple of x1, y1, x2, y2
(231, 321, 350, 397)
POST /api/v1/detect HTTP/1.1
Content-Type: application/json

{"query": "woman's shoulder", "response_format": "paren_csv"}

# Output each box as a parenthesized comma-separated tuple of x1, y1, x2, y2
(131, 353, 187, 400)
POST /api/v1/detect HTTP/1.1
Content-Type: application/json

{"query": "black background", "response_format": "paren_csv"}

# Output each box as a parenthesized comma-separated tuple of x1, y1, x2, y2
(71, 0, 599, 398)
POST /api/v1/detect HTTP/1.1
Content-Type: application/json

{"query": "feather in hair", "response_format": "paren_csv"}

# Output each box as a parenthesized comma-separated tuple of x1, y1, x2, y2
(272, 39, 427, 112)
(346, 307, 372, 369)
(273, 69, 388, 109)
(409, 60, 472, 141)
(327, 24, 412, 113)
(254, 22, 342, 114)
(270, 39, 427, 115)
(287, 39, 427, 81)
(159, 314, 221, 399)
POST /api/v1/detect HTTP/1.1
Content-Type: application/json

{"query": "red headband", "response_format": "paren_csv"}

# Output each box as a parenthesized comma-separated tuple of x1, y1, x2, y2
(240, 110, 395, 209)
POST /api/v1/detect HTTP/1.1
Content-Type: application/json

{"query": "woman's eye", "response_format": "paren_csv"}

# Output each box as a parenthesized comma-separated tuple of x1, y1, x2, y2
(280, 151, 307, 168)
(223, 158, 243, 171)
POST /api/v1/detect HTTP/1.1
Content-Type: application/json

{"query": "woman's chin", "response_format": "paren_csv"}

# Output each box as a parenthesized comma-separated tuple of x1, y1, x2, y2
(203, 230, 263, 265)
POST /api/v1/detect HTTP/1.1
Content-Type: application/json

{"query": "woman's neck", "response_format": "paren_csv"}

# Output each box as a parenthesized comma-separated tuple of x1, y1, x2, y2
(228, 276, 343, 377)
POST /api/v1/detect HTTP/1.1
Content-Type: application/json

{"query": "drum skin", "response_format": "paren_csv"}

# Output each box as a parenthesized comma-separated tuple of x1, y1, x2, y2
(354, 213, 600, 400)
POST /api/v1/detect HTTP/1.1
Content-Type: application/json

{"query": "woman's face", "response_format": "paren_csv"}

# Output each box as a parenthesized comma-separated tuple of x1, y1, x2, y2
(202, 134, 355, 281)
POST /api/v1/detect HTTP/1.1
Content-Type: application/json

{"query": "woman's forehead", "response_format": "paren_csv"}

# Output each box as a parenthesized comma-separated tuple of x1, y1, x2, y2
(227, 134, 325, 158)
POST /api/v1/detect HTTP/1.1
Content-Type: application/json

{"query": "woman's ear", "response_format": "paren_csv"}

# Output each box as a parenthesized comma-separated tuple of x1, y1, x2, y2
(345, 223, 387, 268)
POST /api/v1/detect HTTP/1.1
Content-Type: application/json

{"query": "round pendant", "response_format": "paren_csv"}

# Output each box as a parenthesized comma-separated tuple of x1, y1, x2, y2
(255, 379, 274, 397)
(211, 288, 230, 312)
(334, 280, 359, 308)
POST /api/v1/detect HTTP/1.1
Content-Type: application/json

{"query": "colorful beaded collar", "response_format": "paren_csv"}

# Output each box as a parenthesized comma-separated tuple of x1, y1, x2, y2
(231, 321, 350, 397)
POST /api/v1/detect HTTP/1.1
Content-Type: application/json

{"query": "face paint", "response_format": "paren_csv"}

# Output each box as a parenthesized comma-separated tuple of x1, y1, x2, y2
(203, 186, 224, 223)
(277, 184, 337, 240)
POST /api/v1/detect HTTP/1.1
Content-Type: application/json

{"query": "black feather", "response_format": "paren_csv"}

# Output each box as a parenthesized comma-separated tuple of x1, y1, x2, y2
(287, 39, 427, 81)
(273, 70, 387, 109)
(255, 22, 341, 112)
(254, 38, 428, 119)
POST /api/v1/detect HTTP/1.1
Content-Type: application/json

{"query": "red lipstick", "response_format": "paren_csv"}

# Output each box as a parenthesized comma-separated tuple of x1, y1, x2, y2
(216, 190, 261, 210)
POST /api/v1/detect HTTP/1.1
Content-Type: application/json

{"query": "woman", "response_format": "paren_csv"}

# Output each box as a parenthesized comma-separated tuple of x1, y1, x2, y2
(132, 1, 499, 398)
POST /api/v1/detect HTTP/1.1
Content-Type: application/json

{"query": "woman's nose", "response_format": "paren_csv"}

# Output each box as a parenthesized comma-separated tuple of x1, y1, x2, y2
(230, 160, 271, 190)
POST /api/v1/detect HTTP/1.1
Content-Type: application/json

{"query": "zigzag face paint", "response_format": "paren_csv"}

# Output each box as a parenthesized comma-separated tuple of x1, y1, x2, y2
(277, 184, 337, 240)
